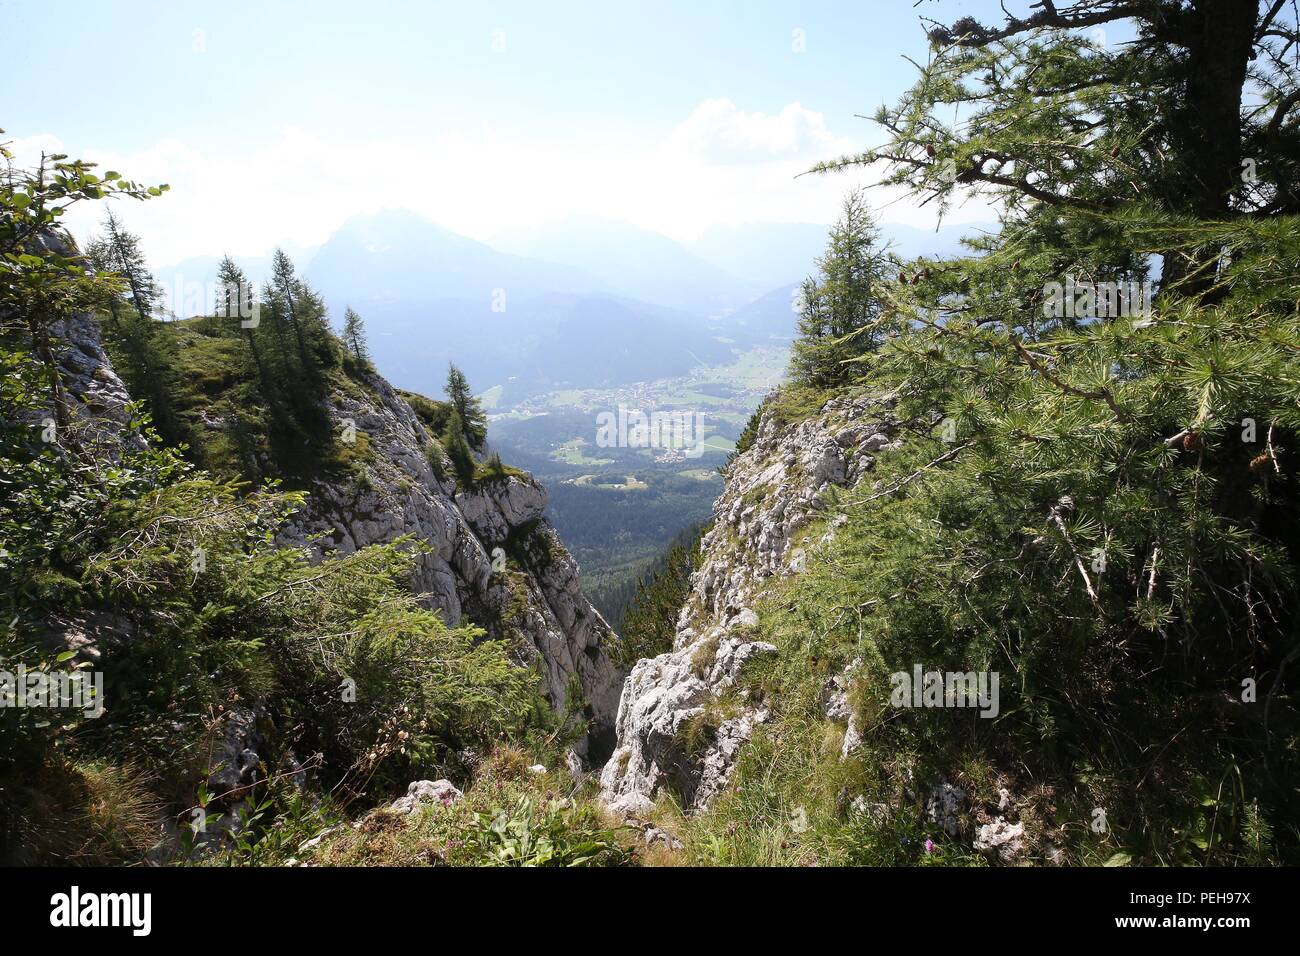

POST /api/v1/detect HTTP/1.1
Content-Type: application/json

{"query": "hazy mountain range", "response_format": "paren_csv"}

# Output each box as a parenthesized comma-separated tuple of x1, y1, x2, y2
(155, 210, 990, 403)
(492, 216, 763, 316)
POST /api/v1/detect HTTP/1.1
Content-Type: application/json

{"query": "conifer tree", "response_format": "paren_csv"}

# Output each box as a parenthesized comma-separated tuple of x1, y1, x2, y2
(444, 362, 487, 445)
(91, 210, 186, 443)
(259, 280, 294, 373)
(812, 1, 1300, 298)
(790, 188, 890, 389)
(271, 247, 313, 373)
(341, 306, 370, 365)
(789, 0, 1300, 862)
(615, 525, 703, 669)
(215, 255, 248, 324)
(293, 279, 334, 367)
(442, 406, 475, 486)
(83, 235, 123, 328)
(0, 140, 166, 426)
(217, 258, 272, 390)
(101, 208, 159, 323)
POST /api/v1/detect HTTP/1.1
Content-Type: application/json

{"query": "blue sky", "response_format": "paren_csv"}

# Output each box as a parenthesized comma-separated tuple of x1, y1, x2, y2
(3, 0, 1010, 262)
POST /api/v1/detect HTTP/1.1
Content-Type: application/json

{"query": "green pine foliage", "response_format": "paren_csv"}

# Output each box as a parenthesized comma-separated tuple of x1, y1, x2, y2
(443, 407, 476, 488)
(445, 362, 487, 446)
(691, 1, 1300, 866)
(10, 0, 1300, 867)
(0, 139, 558, 865)
(91, 239, 365, 487)
(85, 212, 191, 449)
(0, 346, 543, 860)
(341, 305, 371, 369)
(790, 189, 892, 390)
(96, 208, 161, 322)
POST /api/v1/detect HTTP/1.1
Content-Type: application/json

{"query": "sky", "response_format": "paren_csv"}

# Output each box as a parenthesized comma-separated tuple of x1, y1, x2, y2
(1, 0, 1011, 265)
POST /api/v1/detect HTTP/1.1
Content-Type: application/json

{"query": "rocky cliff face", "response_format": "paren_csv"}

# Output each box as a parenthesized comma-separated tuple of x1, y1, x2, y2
(22, 232, 140, 454)
(48, 306, 623, 763)
(279, 367, 623, 761)
(600, 393, 901, 814)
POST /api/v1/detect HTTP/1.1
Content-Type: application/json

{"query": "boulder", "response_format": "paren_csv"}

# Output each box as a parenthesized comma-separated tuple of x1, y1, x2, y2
(974, 820, 1028, 863)
(389, 779, 463, 815)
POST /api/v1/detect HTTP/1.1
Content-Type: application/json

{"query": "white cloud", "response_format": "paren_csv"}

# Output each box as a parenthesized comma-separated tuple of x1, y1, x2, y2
(663, 98, 848, 164)
(11, 100, 995, 266)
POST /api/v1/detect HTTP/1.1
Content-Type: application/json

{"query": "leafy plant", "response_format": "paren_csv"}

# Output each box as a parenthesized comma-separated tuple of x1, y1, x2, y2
(463, 795, 631, 867)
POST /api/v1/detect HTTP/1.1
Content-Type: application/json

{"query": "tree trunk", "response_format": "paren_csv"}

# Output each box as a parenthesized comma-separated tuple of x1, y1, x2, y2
(281, 286, 313, 374)
(1178, 0, 1256, 218)
(245, 326, 270, 391)
(1159, 0, 1257, 298)
(30, 314, 68, 430)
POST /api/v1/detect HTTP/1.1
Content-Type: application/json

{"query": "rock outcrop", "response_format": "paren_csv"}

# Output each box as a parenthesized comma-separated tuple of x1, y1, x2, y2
(44, 294, 623, 764)
(278, 366, 623, 762)
(600, 393, 901, 814)
(389, 779, 463, 815)
(17, 232, 141, 456)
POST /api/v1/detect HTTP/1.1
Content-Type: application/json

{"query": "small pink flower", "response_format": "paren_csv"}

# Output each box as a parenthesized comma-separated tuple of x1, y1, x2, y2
(924, 838, 936, 855)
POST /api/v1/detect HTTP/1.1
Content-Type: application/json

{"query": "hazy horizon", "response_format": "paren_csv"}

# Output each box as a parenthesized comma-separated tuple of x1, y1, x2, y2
(2, 0, 1005, 267)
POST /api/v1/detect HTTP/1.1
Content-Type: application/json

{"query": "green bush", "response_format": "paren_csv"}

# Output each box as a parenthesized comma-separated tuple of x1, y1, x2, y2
(0, 346, 540, 859)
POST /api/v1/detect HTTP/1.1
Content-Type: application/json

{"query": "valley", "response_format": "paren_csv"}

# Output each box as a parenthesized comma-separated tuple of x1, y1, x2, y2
(489, 344, 789, 626)
(153, 208, 978, 631)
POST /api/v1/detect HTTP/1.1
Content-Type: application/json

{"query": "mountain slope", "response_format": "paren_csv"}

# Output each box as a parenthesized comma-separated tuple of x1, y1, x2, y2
(342, 291, 736, 403)
(599, 392, 900, 812)
(686, 222, 829, 287)
(274, 361, 624, 761)
(307, 209, 609, 308)
(718, 282, 801, 344)
(55, 302, 624, 764)
(492, 216, 761, 315)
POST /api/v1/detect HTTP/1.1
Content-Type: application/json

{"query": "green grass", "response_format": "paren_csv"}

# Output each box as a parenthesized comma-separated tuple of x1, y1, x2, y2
(551, 437, 613, 466)
(398, 388, 452, 436)
(288, 747, 635, 867)
(669, 571, 993, 867)
(472, 457, 529, 486)
(98, 315, 379, 488)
